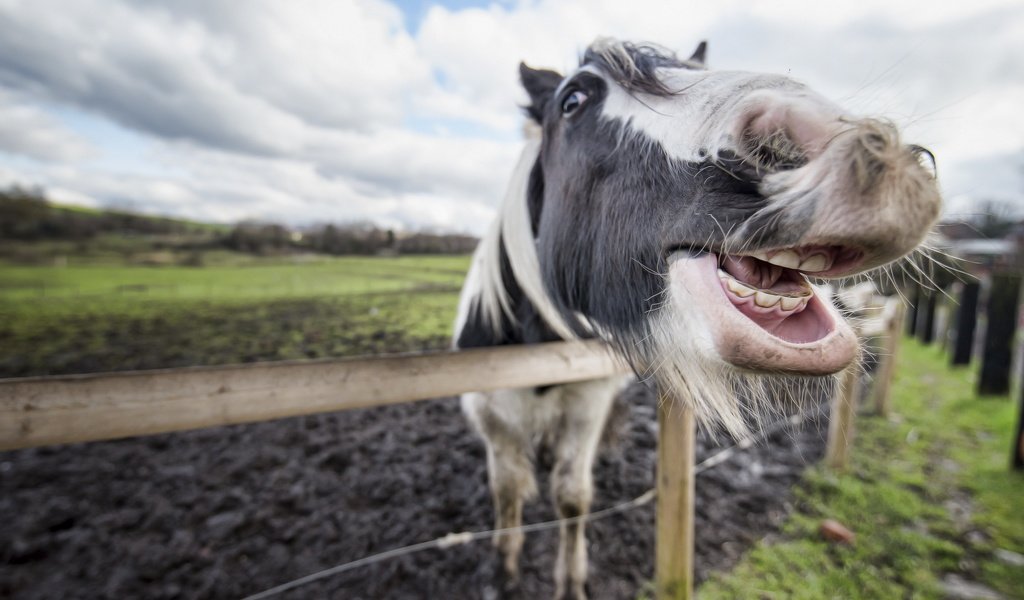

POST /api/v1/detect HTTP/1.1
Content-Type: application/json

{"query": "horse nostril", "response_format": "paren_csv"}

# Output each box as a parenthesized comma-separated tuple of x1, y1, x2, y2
(737, 97, 840, 173)
(741, 126, 808, 172)
(846, 119, 902, 193)
(909, 144, 938, 179)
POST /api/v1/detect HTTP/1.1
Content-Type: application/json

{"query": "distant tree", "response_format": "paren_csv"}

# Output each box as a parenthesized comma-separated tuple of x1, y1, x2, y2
(397, 232, 478, 254)
(975, 199, 1019, 239)
(0, 185, 52, 240)
(0, 185, 203, 242)
(223, 221, 294, 254)
(1, 185, 479, 258)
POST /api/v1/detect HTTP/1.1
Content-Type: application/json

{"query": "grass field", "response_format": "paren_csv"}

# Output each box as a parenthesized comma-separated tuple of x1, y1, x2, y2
(0, 254, 469, 300)
(698, 339, 1024, 599)
(0, 255, 470, 377)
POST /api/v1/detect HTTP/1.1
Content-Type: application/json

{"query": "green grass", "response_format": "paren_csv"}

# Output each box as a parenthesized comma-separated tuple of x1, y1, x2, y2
(698, 339, 1024, 599)
(0, 255, 470, 377)
(0, 255, 468, 301)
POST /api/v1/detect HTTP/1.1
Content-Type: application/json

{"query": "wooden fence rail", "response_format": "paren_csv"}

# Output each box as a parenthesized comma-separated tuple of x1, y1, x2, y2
(0, 339, 626, 451)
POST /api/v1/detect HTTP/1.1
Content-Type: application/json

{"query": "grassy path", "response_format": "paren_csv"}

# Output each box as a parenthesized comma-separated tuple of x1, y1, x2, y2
(698, 339, 1024, 599)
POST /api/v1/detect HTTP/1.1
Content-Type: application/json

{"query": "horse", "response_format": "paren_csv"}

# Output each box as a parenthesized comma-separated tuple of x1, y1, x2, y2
(454, 38, 941, 599)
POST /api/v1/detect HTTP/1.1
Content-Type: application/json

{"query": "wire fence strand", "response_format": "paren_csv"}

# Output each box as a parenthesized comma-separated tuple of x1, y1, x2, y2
(241, 409, 812, 600)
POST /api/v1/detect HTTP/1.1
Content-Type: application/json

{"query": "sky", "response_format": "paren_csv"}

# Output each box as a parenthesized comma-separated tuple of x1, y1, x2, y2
(0, 0, 1022, 235)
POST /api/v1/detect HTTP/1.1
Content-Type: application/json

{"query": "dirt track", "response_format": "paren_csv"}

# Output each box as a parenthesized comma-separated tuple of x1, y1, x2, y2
(1, 378, 830, 600)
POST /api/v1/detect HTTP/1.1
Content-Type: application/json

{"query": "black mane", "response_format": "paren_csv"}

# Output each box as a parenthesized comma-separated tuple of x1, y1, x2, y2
(580, 40, 691, 96)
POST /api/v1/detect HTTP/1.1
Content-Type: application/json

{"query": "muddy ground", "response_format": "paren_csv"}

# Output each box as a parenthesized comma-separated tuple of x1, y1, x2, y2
(1, 377, 831, 600)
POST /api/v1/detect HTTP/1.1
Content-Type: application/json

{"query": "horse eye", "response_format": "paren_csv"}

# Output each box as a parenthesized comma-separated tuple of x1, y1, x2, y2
(561, 90, 588, 115)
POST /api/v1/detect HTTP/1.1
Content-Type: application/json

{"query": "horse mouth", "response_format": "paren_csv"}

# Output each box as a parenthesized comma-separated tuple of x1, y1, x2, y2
(667, 248, 859, 375)
(716, 245, 863, 343)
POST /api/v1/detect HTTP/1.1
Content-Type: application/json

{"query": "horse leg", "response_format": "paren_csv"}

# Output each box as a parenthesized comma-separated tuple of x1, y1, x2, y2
(464, 391, 538, 580)
(486, 435, 536, 579)
(550, 381, 617, 600)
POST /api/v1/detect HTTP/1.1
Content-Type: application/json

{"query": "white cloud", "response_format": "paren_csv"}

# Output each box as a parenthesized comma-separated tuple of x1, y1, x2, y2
(0, 0, 442, 151)
(0, 0, 528, 232)
(0, 136, 510, 234)
(0, 90, 95, 162)
(0, 0, 1022, 234)
(744, 0, 1021, 29)
(413, 1, 723, 127)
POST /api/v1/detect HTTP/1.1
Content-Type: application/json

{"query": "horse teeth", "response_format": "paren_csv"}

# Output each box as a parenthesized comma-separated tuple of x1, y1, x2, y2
(727, 278, 757, 298)
(719, 270, 757, 298)
(765, 249, 801, 270)
(721, 269, 810, 308)
(754, 291, 780, 308)
(749, 249, 832, 273)
(798, 253, 831, 272)
(780, 296, 804, 311)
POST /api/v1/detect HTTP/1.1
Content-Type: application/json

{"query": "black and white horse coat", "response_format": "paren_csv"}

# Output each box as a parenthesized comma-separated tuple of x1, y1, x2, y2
(454, 39, 941, 599)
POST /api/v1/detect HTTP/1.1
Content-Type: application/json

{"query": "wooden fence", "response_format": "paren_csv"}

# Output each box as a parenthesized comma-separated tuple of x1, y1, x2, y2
(0, 297, 906, 600)
(909, 271, 1024, 470)
(0, 339, 625, 450)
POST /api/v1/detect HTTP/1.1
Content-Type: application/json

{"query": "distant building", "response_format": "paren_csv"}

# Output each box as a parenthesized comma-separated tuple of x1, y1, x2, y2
(935, 217, 1023, 273)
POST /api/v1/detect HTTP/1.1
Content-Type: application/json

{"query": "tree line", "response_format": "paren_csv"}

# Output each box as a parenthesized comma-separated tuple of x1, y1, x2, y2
(223, 221, 477, 255)
(0, 185, 478, 256)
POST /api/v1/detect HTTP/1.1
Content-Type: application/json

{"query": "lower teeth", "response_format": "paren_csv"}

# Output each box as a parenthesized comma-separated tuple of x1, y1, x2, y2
(718, 269, 811, 310)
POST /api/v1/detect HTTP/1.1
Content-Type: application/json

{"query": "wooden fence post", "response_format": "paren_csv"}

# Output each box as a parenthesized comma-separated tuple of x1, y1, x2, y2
(655, 399, 696, 600)
(872, 301, 906, 417)
(918, 290, 937, 345)
(1014, 380, 1024, 470)
(1014, 328, 1024, 470)
(979, 274, 1022, 396)
(936, 292, 956, 354)
(1009, 277, 1024, 470)
(826, 354, 862, 470)
(952, 281, 981, 366)
(906, 284, 921, 337)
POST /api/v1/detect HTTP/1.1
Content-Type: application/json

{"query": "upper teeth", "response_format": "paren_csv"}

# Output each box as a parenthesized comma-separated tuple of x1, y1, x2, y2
(750, 250, 832, 273)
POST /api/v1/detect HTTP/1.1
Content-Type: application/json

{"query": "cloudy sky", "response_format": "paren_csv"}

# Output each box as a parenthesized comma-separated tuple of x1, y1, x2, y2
(1, 0, 1022, 234)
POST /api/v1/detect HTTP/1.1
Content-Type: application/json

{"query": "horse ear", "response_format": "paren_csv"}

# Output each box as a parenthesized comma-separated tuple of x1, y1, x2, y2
(519, 62, 563, 123)
(688, 41, 708, 66)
